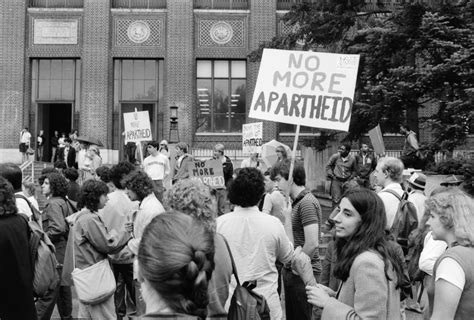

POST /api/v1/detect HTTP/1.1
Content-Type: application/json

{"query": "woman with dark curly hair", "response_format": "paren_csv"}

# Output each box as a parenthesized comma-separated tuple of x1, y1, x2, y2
(0, 177, 36, 320)
(122, 169, 165, 315)
(216, 167, 294, 319)
(139, 212, 218, 319)
(305, 189, 405, 319)
(38, 172, 75, 320)
(73, 180, 132, 318)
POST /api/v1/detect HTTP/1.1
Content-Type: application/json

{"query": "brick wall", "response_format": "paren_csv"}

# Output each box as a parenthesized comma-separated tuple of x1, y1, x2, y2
(166, 0, 194, 146)
(248, 0, 278, 142)
(0, 0, 27, 149)
(80, 0, 111, 148)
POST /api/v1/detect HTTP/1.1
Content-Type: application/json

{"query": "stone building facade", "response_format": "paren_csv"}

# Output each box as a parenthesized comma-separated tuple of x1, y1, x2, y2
(2, 0, 469, 164)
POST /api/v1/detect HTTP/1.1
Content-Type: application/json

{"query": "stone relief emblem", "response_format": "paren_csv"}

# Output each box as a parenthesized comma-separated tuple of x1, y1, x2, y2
(127, 21, 150, 43)
(209, 21, 233, 44)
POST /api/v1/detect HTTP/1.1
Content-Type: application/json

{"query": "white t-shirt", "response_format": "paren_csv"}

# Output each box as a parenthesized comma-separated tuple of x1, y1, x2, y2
(143, 153, 170, 181)
(20, 131, 31, 144)
(419, 231, 447, 276)
(408, 190, 426, 223)
(15, 192, 33, 219)
(436, 257, 465, 290)
(377, 183, 404, 229)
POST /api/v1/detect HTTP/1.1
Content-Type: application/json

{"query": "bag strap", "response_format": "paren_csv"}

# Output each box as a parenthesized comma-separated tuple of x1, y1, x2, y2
(382, 189, 402, 201)
(220, 233, 241, 286)
(15, 194, 40, 225)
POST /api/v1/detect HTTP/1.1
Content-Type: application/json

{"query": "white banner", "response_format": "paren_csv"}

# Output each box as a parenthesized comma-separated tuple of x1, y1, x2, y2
(123, 111, 152, 143)
(242, 122, 263, 155)
(249, 49, 360, 132)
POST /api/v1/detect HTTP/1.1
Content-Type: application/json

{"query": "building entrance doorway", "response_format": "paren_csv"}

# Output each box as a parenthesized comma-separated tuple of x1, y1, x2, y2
(37, 103, 72, 162)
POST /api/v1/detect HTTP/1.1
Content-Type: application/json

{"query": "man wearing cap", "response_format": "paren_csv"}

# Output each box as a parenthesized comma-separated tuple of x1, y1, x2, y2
(406, 172, 427, 223)
(440, 174, 463, 187)
(213, 143, 234, 216)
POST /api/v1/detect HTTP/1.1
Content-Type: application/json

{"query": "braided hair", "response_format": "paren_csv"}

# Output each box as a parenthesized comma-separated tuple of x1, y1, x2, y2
(138, 212, 215, 318)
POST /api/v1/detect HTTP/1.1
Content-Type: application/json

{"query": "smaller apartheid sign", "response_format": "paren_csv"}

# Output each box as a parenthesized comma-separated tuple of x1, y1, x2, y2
(123, 111, 152, 143)
(189, 159, 225, 188)
(242, 122, 263, 155)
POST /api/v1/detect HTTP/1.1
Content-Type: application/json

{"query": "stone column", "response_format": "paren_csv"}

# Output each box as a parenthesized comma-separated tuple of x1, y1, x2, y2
(80, 0, 111, 148)
(248, 0, 278, 141)
(166, 0, 194, 145)
(0, 0, 27, 154)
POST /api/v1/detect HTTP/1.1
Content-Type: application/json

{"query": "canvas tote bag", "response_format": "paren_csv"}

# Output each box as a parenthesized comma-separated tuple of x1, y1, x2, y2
(70, 218, 116, 305)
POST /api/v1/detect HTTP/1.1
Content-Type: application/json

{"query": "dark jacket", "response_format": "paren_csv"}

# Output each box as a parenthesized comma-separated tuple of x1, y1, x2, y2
(43, 197, 74, 264)
(173, 154, 194, 184)
(51, 135, 59, 148)
(218, 155, 234, 187)
(355, 152, 377, 179)
(57, 147, 77, 168)
(0, 214, 36, 320)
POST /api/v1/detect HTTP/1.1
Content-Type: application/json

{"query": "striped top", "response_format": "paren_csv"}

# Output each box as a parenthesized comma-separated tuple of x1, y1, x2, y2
(291, 190, 322, 274)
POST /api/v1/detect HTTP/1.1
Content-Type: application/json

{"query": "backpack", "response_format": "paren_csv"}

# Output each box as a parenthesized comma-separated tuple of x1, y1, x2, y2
(384, 190, 418, 256)
(20, 215, 60, 298)
(406, 227, 429, 282)
(15, 194, 42, 229)
(222, 235, 271, 320)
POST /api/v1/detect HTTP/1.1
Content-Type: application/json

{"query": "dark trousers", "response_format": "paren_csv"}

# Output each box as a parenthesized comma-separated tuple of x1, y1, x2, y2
(36, 284, 72, 320)
(330, 178, 349, 207)
(124, 143, 137, 164)
(215, 189, 230, 216)
(283, 268, 321, 320)
(112, 263, 135, 318)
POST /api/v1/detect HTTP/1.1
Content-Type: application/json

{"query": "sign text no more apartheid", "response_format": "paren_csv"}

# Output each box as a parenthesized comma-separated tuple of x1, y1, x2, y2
(188, 159, 226, 189)
(123, 110, 153, 143)
(249, 49, 360, 132)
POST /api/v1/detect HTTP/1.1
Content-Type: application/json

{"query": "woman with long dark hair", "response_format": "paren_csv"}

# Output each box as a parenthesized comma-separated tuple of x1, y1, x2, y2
(305, 189, 404, 319)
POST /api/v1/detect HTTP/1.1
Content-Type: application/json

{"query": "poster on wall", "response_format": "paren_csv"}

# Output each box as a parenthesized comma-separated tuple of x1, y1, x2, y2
(123, 110, 153, 143)
(242, 122, 263, 155)
(249, 49, 360, 132)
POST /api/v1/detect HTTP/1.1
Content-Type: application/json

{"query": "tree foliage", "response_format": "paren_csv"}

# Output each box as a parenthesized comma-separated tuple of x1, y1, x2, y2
(249, 0, 473, 152)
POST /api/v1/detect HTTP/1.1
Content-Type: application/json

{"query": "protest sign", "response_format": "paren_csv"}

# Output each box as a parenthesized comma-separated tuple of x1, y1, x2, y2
(189, 159, 225, 188)
(123, 111, 152, 143)
(242, 122, 263, 155)
(249, 49, 360, 132)
(368, 124, 385, 155)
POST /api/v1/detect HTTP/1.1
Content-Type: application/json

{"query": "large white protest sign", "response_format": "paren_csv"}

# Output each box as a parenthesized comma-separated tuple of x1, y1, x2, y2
(123, 111, 152, 143)
(242, 122, 263, 155)
(249, 49, 360, 132)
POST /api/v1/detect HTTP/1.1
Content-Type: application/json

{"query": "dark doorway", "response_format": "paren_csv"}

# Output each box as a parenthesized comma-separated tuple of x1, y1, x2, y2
(37, 103, 72, 162)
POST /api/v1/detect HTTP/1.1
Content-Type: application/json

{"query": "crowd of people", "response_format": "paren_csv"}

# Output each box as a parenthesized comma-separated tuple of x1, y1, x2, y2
(1, 134, 474, 320)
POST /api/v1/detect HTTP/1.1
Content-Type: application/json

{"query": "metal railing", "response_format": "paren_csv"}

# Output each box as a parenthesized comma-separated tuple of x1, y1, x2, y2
(194, 0, 249, 10)
(111, 0, 166, 9)
(29, 0, 84, 8)
(277, 0, 317, 10)
(20, 160, 35, 184)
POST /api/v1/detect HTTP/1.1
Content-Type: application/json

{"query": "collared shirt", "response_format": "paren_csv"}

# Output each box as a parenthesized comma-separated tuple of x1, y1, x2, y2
(326, 153, 357, 180)
(217, 206, 293, 320)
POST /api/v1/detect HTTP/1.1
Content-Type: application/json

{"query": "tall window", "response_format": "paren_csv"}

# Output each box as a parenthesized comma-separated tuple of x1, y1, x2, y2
(34, 59, 79, 101)
(196, 60, 246, 133)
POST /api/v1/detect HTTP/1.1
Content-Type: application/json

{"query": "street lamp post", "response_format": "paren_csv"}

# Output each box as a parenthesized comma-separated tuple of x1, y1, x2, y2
(169, 105, 179, 143)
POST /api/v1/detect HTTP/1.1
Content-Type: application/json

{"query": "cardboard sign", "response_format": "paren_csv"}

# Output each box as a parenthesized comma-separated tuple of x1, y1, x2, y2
(189, 159, 225, 188)
(368, 124, 385, 155)
(242, 122, 263, 155)
(249, 49, 360, 132)
(123, 111, 152, 143)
